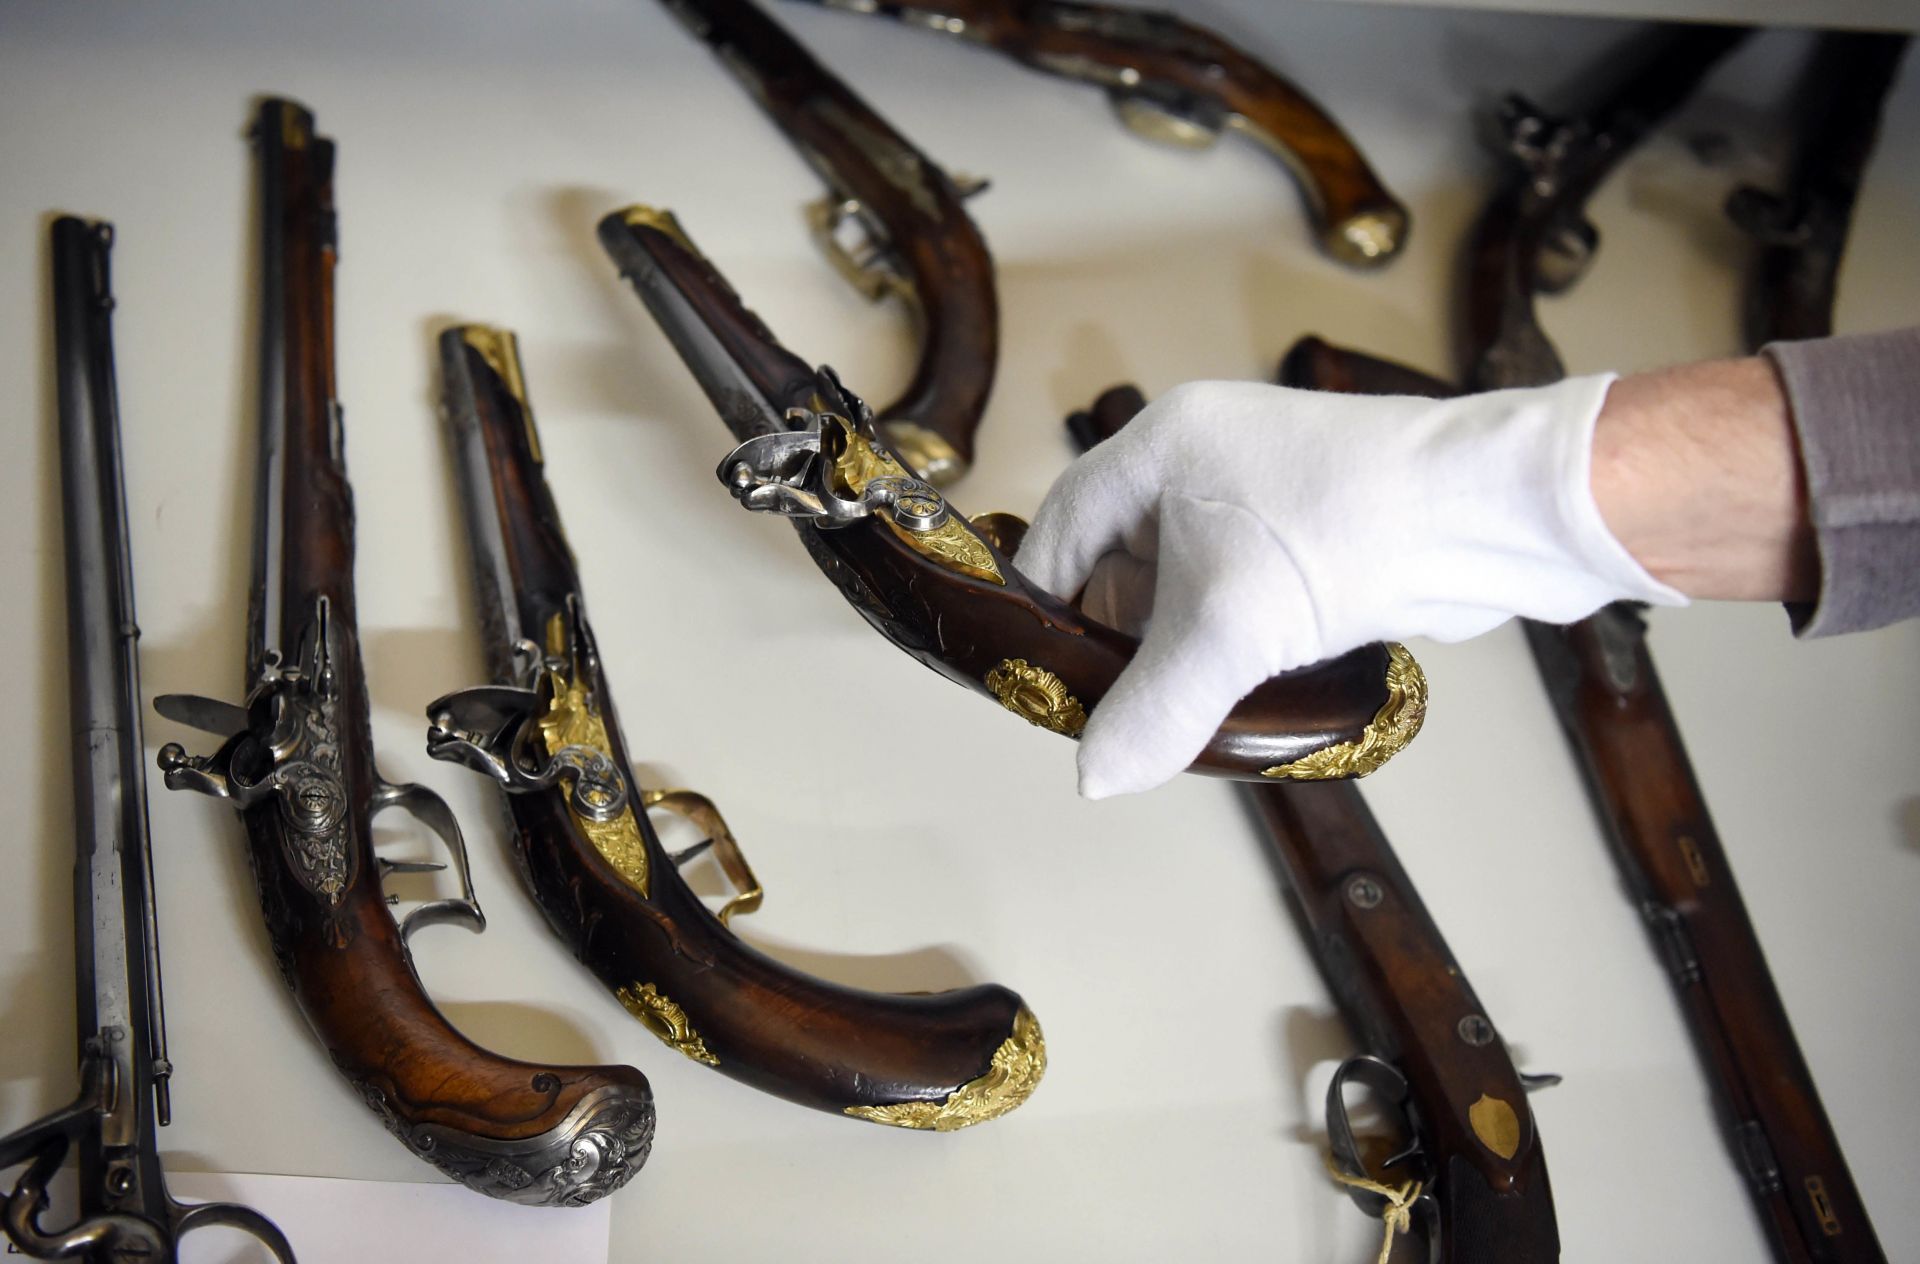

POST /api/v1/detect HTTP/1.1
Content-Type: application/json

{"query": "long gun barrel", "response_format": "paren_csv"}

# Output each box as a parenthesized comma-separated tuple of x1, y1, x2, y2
(151, 99, 654, 1206)
(596, 204, 1426, 782)
(427, 325, 1044, 1128)
(0, 216, 292, 1262)
(663, 0, 999, 484)
(790, 0, 1409, 266)
(1281, 333, 1889, 1262)
(1464, 30, 1884, 1257)
(1725, 32, 1910, 346)
(1067, 383, 1559, 1263)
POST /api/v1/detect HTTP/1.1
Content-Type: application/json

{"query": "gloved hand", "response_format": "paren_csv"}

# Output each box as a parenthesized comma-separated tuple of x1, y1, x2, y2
(1017, 377, 1686, 798)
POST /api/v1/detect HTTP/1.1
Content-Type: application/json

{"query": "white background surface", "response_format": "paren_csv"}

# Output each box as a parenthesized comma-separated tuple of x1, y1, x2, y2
(2, 3, 1917, 1262)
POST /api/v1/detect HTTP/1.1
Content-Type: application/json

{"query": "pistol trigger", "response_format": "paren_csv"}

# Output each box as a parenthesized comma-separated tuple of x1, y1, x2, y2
(640, 788, 764, 926)
(668, 837, 716, 867)
(369, 780, 486, 943)
(377, 857, 448, 876)
(1519, 1071, 1564, 1093)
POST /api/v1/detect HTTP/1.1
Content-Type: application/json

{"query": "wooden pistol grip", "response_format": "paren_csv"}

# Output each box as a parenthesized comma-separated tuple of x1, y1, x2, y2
(439, 328, 1042, 1127)
(239, 777, 654, 1206)
(673, 0, 998, 481)
(601, 210, 1423, 780)
(828, 0, 1407, 266)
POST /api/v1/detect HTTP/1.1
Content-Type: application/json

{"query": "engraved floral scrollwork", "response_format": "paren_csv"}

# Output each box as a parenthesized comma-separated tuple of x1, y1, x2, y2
(617, 982, 720, 1067)
(350, 1078, 655, 1207)
(984, 660, 1088, 737)
(1262, 643, 1427, 781)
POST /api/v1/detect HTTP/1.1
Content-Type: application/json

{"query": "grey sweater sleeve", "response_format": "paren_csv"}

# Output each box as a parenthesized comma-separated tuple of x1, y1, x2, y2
(1762, 326, 1920, 637)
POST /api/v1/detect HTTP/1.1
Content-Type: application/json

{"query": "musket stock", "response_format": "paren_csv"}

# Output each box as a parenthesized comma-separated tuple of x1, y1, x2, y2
(152, 99, 654, 1206)
(1726, 33, 1910, 346)
(429, 325, 1045, 1128)
(663, 0, 999, 483)
(598, 204, 1426, 782)
(1068, 381, 1559, 1263)
(0, 216, 293, 1263)
(794, 0, 1409, 266)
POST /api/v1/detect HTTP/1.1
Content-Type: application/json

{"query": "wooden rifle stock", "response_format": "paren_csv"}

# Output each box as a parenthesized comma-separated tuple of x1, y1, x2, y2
(663, 0, 998, 483)
(430, 326, 1044, 1128)
(1068, 383, 1559, 1263)
(1283, 328, 1890, 1261)
(598, 205, 1426, 782)
(1726, 33, 1910, 346)
(153, 99, 654, 1206)
(793, 0, 1409, 266)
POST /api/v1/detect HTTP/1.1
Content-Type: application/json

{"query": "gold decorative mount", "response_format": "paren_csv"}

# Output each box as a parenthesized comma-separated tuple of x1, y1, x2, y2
(1262, 642, 1427, 780)
(830, 420, 1003, 584)
(619, 204, 699, 254)
(535, 616, 650, 899)
(984, 659, 1087, 737)
(459, 325, 540, 459)
(1468, 1093, 1521, 1161)
(618, 983, 719, 1067)
(843, 1008, 1046, 1131)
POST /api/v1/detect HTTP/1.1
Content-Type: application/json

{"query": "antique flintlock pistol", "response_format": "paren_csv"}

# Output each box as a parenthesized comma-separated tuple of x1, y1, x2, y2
(1725, 31, 1910, 346)
(0, 216, 294, 1264)
(427, 324, 1044, 1129)
(787, 0, 1409, 266)
(152, 98, 654, 1206)
(596, 204, 1426, 782)
(1069, 385, 1561, 1264)
(1276, 27, 1885, 1260)
(661, 0, 998, 484)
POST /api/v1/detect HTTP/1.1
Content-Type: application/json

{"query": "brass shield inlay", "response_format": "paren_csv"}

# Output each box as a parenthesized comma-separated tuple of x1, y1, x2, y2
(1468, 1094, 1521, 1160)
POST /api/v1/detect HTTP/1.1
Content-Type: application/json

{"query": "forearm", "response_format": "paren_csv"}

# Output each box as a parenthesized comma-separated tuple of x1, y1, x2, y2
(1590, 355, 1817, 602)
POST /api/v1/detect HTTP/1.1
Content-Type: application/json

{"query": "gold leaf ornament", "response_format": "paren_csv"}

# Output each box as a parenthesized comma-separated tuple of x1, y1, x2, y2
(984, 660, 1088, 737)
(1262, 643, 1427, 780)
(843, 1008, 1046, 1131)
(617, 983, 719, 1067)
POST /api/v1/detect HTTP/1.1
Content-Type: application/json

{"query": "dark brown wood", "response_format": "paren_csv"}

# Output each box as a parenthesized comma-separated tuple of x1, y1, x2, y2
(1726, 33, 1910, 346)
(194, 99, 654, 1205)
(600, 210, 1417, 782)
(1285, 335, 1886, 1261)
(438, 329, 1036, 1122)
(1067, 382, 1557, 1261)
(798, 0, 1409, 267)
(669, 0, 998, 480)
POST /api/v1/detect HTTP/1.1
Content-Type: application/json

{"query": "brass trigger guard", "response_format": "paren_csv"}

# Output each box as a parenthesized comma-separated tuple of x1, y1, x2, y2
(640, 788, 763, 926)
(805, 195, 912, 305)
(371, 778, 487, 944)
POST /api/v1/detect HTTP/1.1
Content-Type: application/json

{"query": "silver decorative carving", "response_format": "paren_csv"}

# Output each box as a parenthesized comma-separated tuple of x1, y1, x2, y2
(354, 1080, 655, 1208)
(715, 371, 952, 533)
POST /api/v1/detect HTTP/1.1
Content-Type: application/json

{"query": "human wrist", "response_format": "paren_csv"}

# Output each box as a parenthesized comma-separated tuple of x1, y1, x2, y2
(1589, 356, 1817, 601)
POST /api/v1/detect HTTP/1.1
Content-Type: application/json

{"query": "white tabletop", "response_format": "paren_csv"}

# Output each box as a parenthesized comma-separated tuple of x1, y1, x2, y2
(1, 3, 1916, 1262)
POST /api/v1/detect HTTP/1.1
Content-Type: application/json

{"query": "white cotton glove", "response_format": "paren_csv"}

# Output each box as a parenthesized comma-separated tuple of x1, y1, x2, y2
(1017, 377, 1687, 799)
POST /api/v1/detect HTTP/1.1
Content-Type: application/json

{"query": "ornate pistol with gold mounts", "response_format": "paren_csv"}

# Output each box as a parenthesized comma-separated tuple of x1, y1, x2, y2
(151, 98, 654, 1206)
(787, 0, 1409, 266)
(0, 216, 294, 1263)
(1068, 385, 1560, 1264)
(427, 323, 1044, 1129)
(661, 0, 997, 485)
(596, 204, 1425, 782)
(1274, 29, 1885, 1257)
